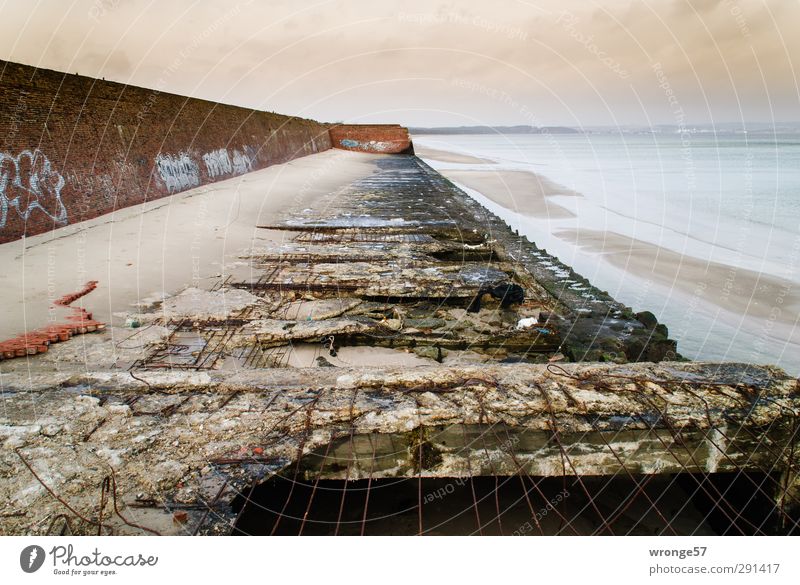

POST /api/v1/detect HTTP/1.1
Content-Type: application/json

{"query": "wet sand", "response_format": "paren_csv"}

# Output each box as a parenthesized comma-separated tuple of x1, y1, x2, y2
(413, 145, 495, 164)
(0, 149, 383, 337)
(555, 228, 800, 329)
(443, 169, 578, 220)
(559, 228, 800, 367)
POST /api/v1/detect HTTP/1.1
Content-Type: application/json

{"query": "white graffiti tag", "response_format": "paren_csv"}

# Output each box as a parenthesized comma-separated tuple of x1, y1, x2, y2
(201, 147, 254, 178)
(231, 149, 253, 174)
(155, 152, 200, 193)
(0, 149, 68, 229)
(202, 149, 232, 178)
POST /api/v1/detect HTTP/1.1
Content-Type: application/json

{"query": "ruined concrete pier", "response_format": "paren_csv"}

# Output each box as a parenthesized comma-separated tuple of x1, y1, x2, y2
(1, 153, 798, 536)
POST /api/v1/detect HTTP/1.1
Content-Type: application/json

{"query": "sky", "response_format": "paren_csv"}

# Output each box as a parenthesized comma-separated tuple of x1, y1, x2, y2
(0, 0, 798, 128)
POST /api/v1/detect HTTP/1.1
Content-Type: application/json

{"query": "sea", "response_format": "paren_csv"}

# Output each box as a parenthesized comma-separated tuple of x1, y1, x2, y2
(413, 132, 800, 374)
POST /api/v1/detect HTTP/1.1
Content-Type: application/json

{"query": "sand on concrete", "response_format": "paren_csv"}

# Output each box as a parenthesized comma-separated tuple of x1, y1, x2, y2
(0, 149, 383, 337)
(285, 343, 437, 368)
(442, 169, 578, 220)
(413, 145, 495, 164)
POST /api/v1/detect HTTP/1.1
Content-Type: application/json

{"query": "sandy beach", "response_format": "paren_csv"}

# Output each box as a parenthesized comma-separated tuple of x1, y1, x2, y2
(557, 227, 800, 368)
(412, 145, 495, 164)
(556, 228, 800, 326)
(443, 169, 578, 220)
(0, 149, 382, 337)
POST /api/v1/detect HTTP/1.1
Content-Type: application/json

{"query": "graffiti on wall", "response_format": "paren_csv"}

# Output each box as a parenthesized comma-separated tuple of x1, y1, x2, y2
(339, 138, 393, 152)
(232, 149, 254, 174)
(155, 152, 200, 193)
(202, 149, 233, 178)
(156, 147, 257, 194)
(0, 149, 68, 229)
(202, 147, 255, 179)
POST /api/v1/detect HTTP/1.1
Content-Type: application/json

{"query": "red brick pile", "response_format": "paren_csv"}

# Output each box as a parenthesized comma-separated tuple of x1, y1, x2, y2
(0, 280, 105, 360)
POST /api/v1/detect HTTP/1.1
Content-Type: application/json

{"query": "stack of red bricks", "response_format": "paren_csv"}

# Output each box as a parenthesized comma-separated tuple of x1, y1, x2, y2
(0, 281, 105, 359)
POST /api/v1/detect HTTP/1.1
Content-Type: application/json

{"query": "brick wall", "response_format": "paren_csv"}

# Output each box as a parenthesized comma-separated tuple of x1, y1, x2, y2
(329, 124, 413, 154)
(0, 59, 332, 243)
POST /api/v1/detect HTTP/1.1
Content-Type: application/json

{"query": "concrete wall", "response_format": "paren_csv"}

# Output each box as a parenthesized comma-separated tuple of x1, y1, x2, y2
(0, 60, 332, 243)
(329, 124, 413, 154)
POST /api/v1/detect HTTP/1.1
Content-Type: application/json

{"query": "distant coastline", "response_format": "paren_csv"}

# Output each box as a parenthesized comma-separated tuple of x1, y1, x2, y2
(408, 123, 800, 136)
(409, 125, 580, 135)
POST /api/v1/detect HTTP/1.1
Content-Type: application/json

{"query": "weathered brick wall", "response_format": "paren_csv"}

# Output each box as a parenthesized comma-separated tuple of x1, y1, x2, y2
(0, 60, 332, 243)
(329, 124, 413, 154)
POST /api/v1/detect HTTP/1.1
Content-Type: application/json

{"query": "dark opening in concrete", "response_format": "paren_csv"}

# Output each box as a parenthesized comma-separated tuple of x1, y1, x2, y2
(231, 472, 791, 536)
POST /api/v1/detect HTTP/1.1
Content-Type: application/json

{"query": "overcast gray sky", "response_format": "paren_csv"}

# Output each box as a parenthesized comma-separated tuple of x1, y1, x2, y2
(1, 0, 797, 127)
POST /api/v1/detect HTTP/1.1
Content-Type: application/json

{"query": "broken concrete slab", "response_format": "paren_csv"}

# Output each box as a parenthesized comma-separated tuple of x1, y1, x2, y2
(0, 361, 797, 535)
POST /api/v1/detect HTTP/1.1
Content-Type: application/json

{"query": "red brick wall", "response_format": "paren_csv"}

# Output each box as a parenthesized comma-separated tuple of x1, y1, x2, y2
(0, 60, 332, 244)
(329, 124, 413, 154)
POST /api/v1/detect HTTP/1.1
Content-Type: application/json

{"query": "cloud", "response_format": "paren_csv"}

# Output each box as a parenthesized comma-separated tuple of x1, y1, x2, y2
(0, 0, 797, 126)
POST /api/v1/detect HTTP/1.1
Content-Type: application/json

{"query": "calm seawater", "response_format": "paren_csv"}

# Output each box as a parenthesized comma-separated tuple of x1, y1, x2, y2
(415, 132, 800, 373)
